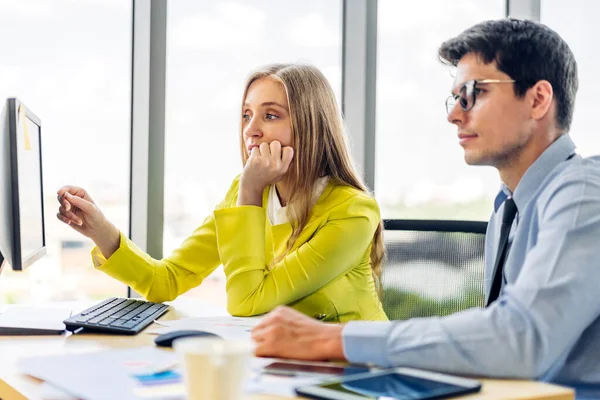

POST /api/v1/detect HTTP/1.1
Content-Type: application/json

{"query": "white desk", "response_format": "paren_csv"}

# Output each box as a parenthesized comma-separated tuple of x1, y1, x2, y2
(0, 298, 575, 400)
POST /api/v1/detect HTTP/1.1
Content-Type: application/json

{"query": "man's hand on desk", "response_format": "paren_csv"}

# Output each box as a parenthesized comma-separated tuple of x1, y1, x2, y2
(251, 306, 346, 361)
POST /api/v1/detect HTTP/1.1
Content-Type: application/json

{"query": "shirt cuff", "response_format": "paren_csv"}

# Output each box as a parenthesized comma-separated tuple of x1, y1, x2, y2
(342, 321, 393, 367)
(91, 246, 108, 268)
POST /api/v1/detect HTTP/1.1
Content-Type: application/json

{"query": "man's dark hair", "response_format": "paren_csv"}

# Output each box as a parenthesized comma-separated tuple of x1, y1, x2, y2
(439, 19, 578, 132)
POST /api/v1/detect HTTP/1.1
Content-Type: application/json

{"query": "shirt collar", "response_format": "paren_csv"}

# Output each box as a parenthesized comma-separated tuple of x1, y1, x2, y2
(269, 176, 330, 211)
(493, 186, 511, 212)
(493, 134, 576, 213)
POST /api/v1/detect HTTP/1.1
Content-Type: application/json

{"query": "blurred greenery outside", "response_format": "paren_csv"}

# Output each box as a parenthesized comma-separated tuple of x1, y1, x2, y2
(382, 287, 485, 320)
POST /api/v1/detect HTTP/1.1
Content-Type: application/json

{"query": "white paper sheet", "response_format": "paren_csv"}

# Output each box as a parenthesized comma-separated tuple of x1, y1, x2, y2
(19, 347, 181, 400)
(246, 373, 327, 397)
(163, 298, 230, 318)
(38, 382, 78, 400)
(18, 346, 327, 399)
(146, 316, 262, 340)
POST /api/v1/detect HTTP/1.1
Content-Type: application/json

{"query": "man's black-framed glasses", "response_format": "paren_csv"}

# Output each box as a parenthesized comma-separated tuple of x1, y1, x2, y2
(445, 79, 516, 114)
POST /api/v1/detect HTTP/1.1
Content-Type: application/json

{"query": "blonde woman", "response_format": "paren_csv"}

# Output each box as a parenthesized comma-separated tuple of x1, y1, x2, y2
(56, 64, 387, 322)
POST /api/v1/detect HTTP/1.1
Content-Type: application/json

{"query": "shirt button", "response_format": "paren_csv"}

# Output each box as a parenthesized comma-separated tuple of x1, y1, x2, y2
(314, 313, 327, 320)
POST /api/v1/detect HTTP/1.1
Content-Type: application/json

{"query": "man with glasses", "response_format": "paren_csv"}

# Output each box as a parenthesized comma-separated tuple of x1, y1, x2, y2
(251, 19, 600, 396)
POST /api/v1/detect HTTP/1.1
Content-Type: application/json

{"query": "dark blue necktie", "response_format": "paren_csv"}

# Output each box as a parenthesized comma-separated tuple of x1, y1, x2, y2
(486, 198, 518, 307)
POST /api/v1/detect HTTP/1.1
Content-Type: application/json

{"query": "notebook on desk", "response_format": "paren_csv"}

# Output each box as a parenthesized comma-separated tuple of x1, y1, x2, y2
(0, 306, 67, 335)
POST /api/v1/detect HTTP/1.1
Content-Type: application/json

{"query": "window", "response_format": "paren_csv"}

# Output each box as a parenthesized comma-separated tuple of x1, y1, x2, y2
(541, 0, 600, 156)
(375, 0, 506, 320)
(164, 0, 342, 305)
(0, 1, 131, 303)
(375, 0, 506, 220)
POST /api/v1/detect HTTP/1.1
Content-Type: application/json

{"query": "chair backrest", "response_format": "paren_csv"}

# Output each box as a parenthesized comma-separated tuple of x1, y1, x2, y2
(382, 219, 487, 320)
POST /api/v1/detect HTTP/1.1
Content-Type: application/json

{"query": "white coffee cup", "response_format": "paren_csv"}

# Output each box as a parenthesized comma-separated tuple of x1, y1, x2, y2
(174, 337, 254, 400)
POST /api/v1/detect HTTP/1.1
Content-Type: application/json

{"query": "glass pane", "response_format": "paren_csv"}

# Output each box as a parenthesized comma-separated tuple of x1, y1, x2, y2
(0, 1, 131, 303)
(376, 0, 506, 220)
(541, 0, 600, 156)
(164, 1, 342, 306)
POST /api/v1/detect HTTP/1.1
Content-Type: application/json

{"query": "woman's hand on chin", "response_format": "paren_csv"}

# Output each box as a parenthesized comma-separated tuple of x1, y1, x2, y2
(238, 141, 294, 207)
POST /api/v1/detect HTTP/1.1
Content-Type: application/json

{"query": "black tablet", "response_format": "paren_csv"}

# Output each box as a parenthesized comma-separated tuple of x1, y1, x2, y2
(263, 361, 369, 378)
(295, 368, 481, 400)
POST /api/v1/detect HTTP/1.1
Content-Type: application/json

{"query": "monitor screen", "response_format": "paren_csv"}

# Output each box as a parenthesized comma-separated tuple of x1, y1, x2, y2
(15, 112, 45, 265)
(0, 98, 47, 271)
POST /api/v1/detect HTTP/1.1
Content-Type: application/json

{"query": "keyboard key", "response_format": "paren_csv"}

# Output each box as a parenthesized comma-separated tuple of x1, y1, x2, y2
(122, 309, 145, 320)
(79, 298, 120, 315)
(122, 320, 138, 328)
(98, 318, 116, 326)
(133, 303, 152, 313)
(88, 300, 131, 318)
(109, 319, 128, 327)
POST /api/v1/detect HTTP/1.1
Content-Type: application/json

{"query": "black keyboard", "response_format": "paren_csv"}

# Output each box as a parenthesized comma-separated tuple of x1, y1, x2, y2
(63, 297, 170, 335)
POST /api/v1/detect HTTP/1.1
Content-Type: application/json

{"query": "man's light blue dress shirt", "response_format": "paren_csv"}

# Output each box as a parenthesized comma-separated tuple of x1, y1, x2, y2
(343, 135, 600, 396)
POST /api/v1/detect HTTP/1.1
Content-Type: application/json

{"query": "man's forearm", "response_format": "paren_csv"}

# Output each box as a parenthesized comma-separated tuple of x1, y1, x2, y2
(319, 323, 346, 360)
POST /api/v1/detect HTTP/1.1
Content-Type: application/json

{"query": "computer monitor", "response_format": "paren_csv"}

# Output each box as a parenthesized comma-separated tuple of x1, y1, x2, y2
(0, 98, 46, 272)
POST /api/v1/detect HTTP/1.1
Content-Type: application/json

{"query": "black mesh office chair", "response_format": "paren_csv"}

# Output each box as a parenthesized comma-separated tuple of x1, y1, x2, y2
(381, 219, 487, 320)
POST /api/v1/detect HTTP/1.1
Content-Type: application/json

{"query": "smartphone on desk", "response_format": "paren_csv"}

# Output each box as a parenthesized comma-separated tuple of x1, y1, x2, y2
(263, 361, 370, 378)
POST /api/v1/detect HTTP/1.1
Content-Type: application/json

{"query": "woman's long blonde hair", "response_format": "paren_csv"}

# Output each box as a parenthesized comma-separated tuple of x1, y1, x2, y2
(240, 64, 385, 291)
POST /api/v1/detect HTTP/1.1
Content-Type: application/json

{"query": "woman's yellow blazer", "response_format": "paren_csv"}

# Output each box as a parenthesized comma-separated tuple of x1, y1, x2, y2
(92, 176, 387, 322)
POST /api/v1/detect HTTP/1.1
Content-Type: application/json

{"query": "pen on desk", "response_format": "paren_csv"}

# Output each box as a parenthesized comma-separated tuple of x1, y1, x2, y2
(261, 370, 301, 377)
(148, 361, 179, 375)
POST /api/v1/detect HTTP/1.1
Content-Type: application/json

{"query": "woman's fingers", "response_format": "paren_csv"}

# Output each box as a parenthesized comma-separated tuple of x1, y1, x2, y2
(57, 193, 73, 212)
(251, 141, 290, 163)
(57, 186, 92, 203)
(63, 192, 95, 214)
(56, 212, 80, 227)
(56, 212, 71, 225)
(241, 141, 294, 191)
(281, 147, 294, 167)
(57, 195, 70, 212)
(56, 190, 96, 227)
(56, 212, 87, 235)
(259, 142, 270, 157)
(58, 206, 83, 226)
(270, 140, 282, 160)
(248, 146, 258, 159)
